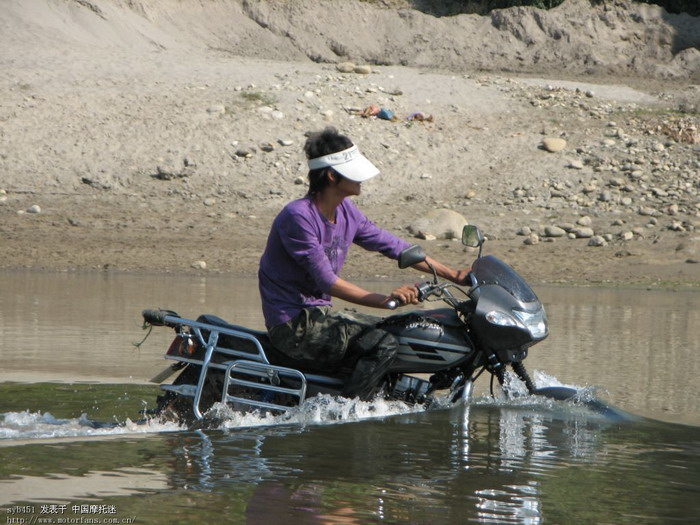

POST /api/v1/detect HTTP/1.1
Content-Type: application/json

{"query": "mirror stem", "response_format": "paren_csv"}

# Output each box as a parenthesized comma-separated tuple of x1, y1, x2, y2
(427, 260, 438, 283)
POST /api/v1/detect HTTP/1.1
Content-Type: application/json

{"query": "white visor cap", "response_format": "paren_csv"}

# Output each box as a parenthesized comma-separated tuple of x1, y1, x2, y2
(307, 145, 379, 182)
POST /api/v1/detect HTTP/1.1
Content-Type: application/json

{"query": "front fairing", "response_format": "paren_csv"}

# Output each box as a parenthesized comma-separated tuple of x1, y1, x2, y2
(469, 255, 539, 304)
(468, 256, 548, 354)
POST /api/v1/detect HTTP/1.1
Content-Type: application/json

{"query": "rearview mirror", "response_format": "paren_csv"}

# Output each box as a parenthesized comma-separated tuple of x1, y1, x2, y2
(461, 225, 484, 248)
(398, 244, 426, 269)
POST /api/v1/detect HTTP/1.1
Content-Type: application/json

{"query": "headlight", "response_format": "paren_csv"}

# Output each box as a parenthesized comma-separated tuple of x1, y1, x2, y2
(513, 309, 548, 339)
(485, 310, 519, 327)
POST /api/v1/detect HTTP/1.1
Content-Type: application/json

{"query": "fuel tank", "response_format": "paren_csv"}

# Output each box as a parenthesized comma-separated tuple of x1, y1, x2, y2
(380, 308, 475, 373)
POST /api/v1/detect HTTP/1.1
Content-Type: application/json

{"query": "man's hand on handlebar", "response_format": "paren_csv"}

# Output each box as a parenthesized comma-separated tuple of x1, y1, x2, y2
(454, 268, 472, 285)
(384, 284, 420, 309)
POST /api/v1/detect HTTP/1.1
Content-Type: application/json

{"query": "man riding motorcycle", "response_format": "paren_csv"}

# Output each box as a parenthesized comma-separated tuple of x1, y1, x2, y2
(258, 127, 470, 400)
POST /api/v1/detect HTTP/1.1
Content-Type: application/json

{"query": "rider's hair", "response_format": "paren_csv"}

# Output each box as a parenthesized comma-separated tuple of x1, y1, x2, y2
(304, 126, 353, 196)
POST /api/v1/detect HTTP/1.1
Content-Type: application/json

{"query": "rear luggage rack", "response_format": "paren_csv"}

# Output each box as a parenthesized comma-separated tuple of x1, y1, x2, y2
(151, 311, 310, 419)
(223, 360, 307, 413)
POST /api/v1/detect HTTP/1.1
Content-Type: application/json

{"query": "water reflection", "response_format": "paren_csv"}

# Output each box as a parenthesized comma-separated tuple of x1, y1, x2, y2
(118, 401, 698, 524)
(1, 390, 698, 523)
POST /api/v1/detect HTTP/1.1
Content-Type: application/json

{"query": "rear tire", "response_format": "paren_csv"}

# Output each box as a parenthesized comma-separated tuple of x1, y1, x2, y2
(155, 365, 224, 424)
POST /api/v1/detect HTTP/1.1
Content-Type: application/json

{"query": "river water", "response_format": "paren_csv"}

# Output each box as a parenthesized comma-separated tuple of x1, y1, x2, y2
(1, 272, 699, 524)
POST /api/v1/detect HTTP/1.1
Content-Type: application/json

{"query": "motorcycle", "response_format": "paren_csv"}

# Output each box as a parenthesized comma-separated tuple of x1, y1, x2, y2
(140, 225, 584, 425)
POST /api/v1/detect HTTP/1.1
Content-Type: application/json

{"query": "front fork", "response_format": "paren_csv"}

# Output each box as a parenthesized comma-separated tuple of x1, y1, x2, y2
(492, 360, 536, 396)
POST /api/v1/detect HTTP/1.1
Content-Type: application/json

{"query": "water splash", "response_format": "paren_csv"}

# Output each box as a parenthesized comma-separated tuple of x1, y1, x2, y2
(0, 395, 425, 441)
(207, 394, 424, 430)
(0, 410, 183, 442)
(0, 371, 628, 442)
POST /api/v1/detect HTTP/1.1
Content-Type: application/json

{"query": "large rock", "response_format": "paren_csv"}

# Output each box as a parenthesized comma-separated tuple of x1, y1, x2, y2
(409, 209, 468, 240)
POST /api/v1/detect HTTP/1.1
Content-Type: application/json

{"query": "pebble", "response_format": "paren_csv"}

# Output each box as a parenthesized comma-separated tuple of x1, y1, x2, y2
(541, 137, 567, 152)
(523, 233, 540, 245)
(27, 204, 41, 214)
(588, 236, 607, 247)
(544, 225, 567, 237)
(598, 190, 612, 202)
(191, 260, 207, 270)
(573, 227, 595, 238)
(235, 148, 255, 158)
(206, 105, 226, 114)
(336, 62, 355, 73)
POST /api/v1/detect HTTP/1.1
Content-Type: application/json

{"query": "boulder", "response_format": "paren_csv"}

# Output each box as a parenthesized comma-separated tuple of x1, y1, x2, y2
(409, 209, 468, 240)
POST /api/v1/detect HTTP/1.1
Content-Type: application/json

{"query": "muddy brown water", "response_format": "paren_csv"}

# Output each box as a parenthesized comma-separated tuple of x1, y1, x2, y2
(1, 271, 699, 523)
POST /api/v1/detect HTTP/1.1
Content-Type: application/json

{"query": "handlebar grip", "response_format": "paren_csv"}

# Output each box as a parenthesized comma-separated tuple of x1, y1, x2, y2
(142, 309, 178, 326)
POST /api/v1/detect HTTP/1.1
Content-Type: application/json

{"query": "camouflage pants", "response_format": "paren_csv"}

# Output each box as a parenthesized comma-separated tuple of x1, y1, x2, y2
(268, 306, 398, 400)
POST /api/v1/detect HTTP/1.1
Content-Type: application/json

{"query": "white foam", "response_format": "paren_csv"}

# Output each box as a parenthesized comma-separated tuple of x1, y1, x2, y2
(0, 395, 423, 442)
(208, 394, 423, 430)
(1, 372, 609, 442)
(0, 410, 183, 442)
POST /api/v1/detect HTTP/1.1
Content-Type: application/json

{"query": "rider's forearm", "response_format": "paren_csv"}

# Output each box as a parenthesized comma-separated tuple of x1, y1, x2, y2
(413, 256, 462, 283)
(328, 278, 389, 308)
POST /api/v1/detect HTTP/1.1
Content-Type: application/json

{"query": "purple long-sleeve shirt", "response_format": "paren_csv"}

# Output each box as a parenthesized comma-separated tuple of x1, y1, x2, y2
(258, 196, 411, 328)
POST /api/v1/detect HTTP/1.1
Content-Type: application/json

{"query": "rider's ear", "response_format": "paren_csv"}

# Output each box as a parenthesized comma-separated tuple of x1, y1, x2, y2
(326, 169, 338, 184)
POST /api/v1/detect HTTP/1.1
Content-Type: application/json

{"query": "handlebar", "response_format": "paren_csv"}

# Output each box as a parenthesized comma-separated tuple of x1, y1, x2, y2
(142, 309, 179, 326)
(386, 280, 440, 310)
(415, 282, 434, 301)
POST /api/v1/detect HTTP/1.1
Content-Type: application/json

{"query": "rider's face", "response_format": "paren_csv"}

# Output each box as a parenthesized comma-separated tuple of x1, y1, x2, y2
(332, 171, 362, 196)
